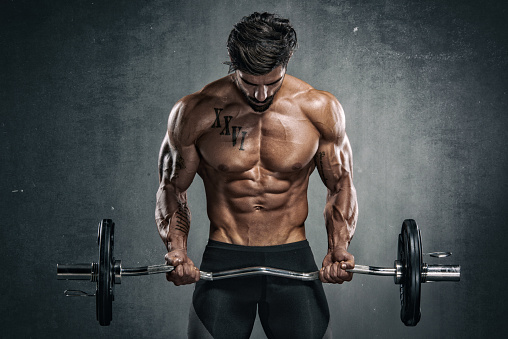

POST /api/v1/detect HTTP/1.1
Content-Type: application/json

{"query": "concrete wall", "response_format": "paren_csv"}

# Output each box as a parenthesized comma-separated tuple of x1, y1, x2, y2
(2, 0, 507, 337)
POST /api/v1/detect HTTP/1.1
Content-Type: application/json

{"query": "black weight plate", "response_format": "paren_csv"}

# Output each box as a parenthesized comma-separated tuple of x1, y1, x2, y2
(97, 219, 114, 326)
(398, 219, 422, 326)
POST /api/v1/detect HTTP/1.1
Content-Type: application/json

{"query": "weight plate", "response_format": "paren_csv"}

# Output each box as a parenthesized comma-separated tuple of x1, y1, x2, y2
(97, 219, 114, 326)
(398, 219, 422, 326)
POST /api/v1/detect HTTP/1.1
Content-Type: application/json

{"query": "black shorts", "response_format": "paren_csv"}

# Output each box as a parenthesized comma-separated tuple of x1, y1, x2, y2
(189, 240, 331, 339)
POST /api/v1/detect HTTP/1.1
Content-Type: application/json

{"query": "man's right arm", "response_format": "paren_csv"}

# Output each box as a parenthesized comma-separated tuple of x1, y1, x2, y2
(155, 100, 201, 286)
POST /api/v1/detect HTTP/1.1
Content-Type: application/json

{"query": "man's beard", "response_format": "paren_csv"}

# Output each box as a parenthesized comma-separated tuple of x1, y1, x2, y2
(234, 75, 282, 112)
(246, 95, 275, 112)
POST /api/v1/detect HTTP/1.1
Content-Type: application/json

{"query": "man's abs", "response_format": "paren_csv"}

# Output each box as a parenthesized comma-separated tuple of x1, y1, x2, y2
(198, 161, 314, 246)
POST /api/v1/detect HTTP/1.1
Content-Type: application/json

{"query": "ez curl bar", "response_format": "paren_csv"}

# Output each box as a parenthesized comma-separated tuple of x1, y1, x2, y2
(57, 219, 460, 326)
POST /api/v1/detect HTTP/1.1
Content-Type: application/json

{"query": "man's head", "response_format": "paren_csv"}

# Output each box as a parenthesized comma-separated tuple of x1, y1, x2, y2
(227, 12, 297, 75)
(227, 12, 297, 111)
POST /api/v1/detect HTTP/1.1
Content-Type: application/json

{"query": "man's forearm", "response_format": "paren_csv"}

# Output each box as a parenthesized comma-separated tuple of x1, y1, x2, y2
(324, 186, 358, 251)
(156, 185, 191, 252)
(156, 182, 200, 285)
(166, 201, 191, 251)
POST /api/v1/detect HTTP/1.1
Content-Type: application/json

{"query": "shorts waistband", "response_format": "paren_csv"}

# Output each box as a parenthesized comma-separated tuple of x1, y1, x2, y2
(206, 239, 310, 253)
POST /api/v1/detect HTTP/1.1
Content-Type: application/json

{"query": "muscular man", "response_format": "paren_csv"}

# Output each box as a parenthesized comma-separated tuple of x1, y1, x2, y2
(156, 12, 358, 339)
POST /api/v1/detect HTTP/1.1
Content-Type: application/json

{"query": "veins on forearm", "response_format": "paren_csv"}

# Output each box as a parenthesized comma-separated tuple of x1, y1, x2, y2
(325, 188, 358, 249)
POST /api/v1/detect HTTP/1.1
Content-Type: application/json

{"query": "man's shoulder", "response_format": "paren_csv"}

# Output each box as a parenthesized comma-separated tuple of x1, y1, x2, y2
(284, 75, 340, 110)
(178, 75, 235, 113)
(284, 75, 345, 140)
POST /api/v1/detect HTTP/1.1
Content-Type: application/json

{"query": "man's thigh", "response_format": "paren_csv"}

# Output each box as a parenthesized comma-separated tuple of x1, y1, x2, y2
(189, 278, 261, 339)
(258, 277, 330, 339)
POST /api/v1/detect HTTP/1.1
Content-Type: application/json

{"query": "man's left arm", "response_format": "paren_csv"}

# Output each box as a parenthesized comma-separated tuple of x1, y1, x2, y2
(313, 94, 358, 284)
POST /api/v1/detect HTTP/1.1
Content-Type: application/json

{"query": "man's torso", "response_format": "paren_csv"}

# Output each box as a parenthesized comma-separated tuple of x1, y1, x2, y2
(181, 74, 331, 245)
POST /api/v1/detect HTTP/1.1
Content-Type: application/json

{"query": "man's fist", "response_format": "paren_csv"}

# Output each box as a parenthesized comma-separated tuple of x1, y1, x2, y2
(165, 249, 200, 286)
(319, 248, 355, 284)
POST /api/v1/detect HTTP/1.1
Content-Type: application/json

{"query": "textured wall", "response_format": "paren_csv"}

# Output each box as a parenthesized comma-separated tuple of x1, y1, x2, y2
(2, 0, 507, 338)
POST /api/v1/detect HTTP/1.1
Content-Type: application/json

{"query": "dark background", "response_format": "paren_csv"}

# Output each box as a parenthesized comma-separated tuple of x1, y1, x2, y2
(2, 0, 507, 338)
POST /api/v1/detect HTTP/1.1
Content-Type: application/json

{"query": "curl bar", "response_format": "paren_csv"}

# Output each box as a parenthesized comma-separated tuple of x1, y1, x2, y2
(57, 219, 460, 326)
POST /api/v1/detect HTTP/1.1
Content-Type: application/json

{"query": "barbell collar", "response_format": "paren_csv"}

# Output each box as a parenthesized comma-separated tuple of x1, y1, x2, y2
(114, 260, 122, 284)
(394, 260, 403, 284)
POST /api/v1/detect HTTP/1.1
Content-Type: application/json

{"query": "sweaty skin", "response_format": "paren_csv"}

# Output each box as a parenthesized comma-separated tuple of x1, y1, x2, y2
(155, 66, 358, 285)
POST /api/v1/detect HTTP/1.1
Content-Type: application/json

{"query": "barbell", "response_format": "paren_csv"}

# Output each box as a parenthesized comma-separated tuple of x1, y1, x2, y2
(57, 218, 460, 327)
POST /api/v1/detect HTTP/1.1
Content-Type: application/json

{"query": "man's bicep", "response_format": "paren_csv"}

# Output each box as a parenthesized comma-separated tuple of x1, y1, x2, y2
(159, 100, 201, 190)
(158, 134, 200, 191)
(314, 133, 354, 193)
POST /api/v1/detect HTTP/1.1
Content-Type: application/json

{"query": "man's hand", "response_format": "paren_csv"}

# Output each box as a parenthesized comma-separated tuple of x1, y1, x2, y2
(319, 248, 355, 284)
(165, 249, 200, 286)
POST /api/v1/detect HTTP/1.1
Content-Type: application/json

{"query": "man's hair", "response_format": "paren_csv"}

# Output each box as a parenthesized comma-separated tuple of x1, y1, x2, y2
(226, 12, 297, 75)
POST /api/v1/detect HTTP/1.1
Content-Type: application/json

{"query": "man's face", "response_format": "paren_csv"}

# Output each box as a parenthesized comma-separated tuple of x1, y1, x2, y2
(234, 66, 286, 112)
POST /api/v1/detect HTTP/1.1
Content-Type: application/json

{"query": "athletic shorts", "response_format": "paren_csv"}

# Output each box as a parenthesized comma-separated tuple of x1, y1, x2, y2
(188, 239, 331, 339)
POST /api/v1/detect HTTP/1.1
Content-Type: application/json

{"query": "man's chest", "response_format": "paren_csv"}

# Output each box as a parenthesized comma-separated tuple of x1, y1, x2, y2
(196, 106, 321, 173)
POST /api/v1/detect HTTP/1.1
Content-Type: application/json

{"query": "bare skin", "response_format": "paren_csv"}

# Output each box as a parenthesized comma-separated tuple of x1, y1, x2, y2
(155, 66, 358, 286)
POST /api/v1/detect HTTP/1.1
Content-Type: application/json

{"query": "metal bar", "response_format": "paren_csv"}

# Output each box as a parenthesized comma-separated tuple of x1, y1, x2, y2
(121, 265, 319, 281)
(57, 263, 97, 281)
(202, 266, 320, 281)
(120, 264, 398, 279)
(68, 262, 460, 283)
(422, 265, 461, 282)
(346, 265, 397, 276)
(121, 264, 175, 276)
(425, 252, 452, 258)
(64, 289, 95, 297)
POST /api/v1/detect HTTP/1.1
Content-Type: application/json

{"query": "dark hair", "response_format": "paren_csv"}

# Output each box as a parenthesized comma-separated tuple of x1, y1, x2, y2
(226, 12, 297, 75)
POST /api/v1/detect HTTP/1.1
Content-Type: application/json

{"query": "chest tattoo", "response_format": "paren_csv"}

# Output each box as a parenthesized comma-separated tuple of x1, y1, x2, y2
(211, 107, 247, 151)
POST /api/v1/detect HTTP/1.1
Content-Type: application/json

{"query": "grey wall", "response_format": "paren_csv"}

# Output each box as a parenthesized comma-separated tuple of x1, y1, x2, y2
(2, 0, 507, 338)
